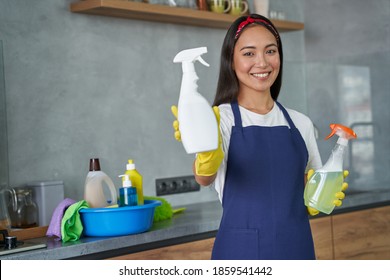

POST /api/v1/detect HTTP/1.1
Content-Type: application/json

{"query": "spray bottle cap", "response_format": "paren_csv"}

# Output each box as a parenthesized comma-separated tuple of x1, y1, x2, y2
(325, 123, 357, 146)
(119, 174, 132, 187)
(173, 47, 210, 72)
(126, 159, 135, 170)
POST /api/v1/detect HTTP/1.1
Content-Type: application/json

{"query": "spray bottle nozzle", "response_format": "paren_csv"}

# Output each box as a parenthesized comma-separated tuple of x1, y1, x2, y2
(119, 174, 132, 187)
(325, 123, 357, 141)
(173, 47, 210, 67)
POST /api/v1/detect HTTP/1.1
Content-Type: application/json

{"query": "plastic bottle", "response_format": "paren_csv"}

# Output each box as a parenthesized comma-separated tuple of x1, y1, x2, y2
(123, 159, 144, 205)
(84, 158, 117, 208)
(304, 124, 357, 214)
(118, 174, 138, 207)
(173, 47, 219, 154)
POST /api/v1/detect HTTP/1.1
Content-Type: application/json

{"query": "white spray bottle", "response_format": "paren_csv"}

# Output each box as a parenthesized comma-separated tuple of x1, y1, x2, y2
(173, 47, 219, 154)
(304, 124, 357, 214)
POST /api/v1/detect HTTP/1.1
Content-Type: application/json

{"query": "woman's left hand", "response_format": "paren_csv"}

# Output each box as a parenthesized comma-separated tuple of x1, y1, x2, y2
(334, 170, 349, 206)
(306, 170, 349, 216)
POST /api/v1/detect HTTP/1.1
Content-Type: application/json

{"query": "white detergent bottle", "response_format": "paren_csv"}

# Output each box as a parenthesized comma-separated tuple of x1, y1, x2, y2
(304, 124, 357, 214)
(173, 47, 219, 154)
(84, 158, 117, 208)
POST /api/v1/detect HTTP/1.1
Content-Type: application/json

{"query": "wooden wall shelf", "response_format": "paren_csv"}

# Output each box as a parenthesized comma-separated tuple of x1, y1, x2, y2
(70, 0, 304, 31)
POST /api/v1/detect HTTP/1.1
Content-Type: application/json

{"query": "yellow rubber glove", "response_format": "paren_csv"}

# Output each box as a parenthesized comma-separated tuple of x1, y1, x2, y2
(171, 105, 224, 176)
(306, 169, 349, 216)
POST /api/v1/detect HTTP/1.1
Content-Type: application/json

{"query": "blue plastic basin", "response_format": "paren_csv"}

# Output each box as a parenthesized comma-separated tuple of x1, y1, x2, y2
(80, 199, 162, 237)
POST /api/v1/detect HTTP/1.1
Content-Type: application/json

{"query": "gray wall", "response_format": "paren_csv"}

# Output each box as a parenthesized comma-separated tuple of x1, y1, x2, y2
(0, 41, 7, 188)
(0, 0, 306, 206)
(305, 0, 390, 191)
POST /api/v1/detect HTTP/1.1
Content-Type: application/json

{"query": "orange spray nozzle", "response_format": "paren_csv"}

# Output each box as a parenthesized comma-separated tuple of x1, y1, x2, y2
(325, 124, 357, 140)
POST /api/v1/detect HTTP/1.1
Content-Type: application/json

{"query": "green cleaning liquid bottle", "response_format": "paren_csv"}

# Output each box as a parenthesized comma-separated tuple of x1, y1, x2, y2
(304, 124, 357, 214)
(123, 159, 144, 205)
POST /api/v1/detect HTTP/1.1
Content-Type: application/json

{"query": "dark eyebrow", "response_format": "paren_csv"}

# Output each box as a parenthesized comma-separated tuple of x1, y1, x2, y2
(266, 43, 278, 48)
(240, 46, 256, 51)
(239, 43, 278, 52)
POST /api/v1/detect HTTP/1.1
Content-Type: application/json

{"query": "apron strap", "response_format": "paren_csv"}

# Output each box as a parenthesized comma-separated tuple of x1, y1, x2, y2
(275, 101, 297, 130)
(231, 101, 243, 128)
(276, 101, 308, 166)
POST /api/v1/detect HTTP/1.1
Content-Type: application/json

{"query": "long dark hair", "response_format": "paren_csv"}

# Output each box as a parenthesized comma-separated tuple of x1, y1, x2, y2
(212, 14, 283, 106)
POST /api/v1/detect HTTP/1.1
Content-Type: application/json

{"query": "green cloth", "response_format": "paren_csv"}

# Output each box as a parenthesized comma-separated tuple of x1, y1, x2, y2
(61, 200, 89, 242)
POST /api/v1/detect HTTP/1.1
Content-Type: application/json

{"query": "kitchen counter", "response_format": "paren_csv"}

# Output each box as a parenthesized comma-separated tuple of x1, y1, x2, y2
(2, 189, 390, 260)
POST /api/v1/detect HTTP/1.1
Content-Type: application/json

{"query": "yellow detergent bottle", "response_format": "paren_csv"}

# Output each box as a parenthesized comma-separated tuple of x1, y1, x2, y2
(304, 124, 357, 214)
(123, 159, 144, 205)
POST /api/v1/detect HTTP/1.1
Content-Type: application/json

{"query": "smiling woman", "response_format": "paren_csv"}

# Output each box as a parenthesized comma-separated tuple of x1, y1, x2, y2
(206, 15, 321, 260)
(170, 14, 329, 260)
(213, 14, 284, 107)
(233, 25, 280, 111)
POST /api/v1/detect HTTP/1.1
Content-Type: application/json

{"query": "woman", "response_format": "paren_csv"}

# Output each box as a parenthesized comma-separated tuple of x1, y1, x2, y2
(172, 14, 345, 260)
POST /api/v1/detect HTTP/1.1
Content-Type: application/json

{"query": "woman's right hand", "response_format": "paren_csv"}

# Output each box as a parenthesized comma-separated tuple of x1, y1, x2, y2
(171, 105, 224, 177)
(171, 105, 182, 142)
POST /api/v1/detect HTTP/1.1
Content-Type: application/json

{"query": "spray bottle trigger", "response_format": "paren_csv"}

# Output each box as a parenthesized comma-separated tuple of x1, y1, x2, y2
(325, 123, 357, 140)
(325, 129, 336, 140)
(197, 56, 210, 67)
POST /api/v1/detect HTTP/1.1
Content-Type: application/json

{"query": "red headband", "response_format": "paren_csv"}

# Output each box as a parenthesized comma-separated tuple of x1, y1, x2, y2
(235, 16, 280, 41)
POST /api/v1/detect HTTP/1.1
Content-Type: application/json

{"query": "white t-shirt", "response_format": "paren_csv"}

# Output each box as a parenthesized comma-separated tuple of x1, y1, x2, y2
(212, 102, 323, 202)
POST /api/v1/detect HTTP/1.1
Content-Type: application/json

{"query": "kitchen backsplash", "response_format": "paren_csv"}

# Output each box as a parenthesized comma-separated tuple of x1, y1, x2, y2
(1, 0, 388, 207)
(0, 0, 306, 206)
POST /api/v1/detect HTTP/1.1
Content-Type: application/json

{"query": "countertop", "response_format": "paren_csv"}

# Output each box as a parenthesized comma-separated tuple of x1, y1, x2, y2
(2, 189, 390, 260)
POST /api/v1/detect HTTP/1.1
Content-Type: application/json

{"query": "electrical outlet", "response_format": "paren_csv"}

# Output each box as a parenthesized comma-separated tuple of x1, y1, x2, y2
(155, 175, 200, 196)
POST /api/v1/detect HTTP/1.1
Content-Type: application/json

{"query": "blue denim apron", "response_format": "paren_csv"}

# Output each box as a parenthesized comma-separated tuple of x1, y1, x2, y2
(211, 101, 315, 260)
